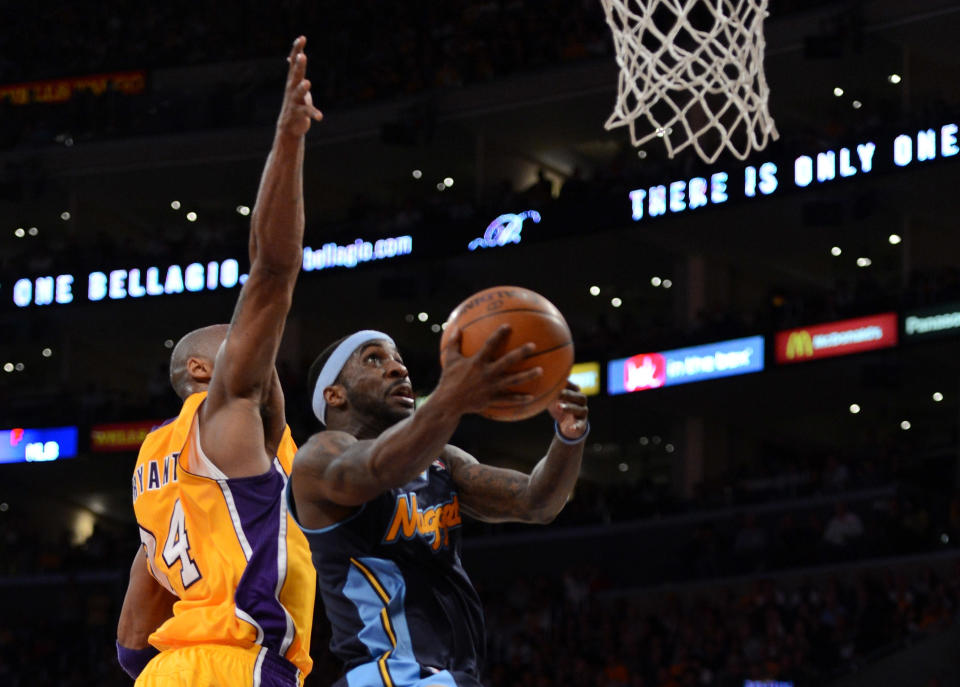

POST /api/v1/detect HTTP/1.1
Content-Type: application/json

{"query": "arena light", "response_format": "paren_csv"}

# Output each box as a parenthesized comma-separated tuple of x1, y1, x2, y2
(2, 363, 12, 373)
(14, 363, 23, 372)
(163, 339, 174, 349)
(900, 420, 911, 430)
(933, 391, 944, 402)
(833, 86, 844, 97)
(170, 200, 181, 210)
(651, 276, 662, 287)
(27, 227, 38, 236)
(888, 233, 902, 245)
(888, 74, 902, 84)
(14, 228, 24, 238)
(665, 443, 675, 453)
(443, 177, 454, 188)
(236, 205, 251, 216)
(830, 246, 842, 256)
(856, 257, 872, 267)
(430, 324, 441, 333)
(417, 312, 428, 322)
(611, 297, 623, 308)
(618, 462, 629, 472)
(589, 285, 600, 296)
(41, 348, 52, 358)
(412, 169, 422, 179)
(186, 212, 197, 222)
(849, 403, 861, 414)
(852, 100, 862, 110)
(60, 211, 71, 221)
(436, 182, 445, 192)
(662, 279, 673, 289)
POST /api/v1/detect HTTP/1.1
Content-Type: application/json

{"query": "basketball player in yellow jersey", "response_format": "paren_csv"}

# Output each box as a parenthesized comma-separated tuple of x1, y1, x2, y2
(114, 36, 323, 687)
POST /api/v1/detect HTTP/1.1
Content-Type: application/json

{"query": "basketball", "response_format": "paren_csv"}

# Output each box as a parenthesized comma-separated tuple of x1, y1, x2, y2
(440, 286, 574, 421)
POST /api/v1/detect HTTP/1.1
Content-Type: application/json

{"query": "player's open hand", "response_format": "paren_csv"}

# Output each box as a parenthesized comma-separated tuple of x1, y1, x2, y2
(277, 36, 323, 138)
(439, 324, 542, 415)
(548, 382, 588, 440)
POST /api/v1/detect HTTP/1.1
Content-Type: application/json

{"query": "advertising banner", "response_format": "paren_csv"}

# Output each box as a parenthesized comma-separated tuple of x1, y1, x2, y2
(568, 362, 601, 396)
(0, 426, 79, 464)
(90, 420, 163, 452)
(775, 313, 897, 364)
(903, 302, 960, 340)
(607, 336, 764, 395)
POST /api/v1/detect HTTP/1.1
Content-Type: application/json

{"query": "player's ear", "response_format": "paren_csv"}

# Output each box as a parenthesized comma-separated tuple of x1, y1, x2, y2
(187, 356, 214, 384)
(323, 385, 347, 412)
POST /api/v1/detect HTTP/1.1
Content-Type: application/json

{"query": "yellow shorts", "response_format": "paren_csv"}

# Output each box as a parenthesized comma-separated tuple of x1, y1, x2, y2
(135, 645, 302, 687)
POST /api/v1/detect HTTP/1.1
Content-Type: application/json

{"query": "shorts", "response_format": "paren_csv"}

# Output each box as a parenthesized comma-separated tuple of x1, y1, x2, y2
(135, 644, 301, 687)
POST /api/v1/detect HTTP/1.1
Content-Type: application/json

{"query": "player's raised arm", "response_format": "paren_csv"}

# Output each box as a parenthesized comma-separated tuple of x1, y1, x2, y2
(444, 382, 589, 524)
(210, 37, 321, 405)
(291, 327, 541, 525)
(200, 38, 322, 475)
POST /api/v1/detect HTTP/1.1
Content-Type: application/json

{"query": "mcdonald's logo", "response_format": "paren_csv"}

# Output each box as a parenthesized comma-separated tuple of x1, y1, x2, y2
(775, 312, 897, 364)
(784, 330, 814, 359)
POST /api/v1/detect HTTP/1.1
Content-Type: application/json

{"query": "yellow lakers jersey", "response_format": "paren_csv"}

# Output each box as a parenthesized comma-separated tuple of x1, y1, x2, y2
(132, 392, 314, 681)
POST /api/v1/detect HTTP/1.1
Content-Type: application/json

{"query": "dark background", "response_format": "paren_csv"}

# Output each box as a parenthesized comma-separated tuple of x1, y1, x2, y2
(2, 1, 960, 685)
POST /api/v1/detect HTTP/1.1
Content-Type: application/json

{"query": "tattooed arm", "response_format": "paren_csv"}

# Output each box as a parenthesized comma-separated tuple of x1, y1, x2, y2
(445, 384, 589, 524)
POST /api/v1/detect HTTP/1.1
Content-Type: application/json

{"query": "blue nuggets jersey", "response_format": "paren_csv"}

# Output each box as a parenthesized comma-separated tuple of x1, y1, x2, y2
(287, 457, 485, 687)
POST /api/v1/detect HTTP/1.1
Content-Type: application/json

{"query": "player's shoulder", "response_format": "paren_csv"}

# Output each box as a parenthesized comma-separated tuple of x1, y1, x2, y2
(292, 430, 358, 474)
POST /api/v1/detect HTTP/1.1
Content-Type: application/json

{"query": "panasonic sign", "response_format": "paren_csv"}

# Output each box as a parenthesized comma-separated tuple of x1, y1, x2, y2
(903, 303, 960, 339)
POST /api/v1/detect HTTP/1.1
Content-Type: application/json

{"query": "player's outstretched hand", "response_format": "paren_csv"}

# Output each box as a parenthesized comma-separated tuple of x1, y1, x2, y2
(439, 324, 542, 415)
(549, 382, 588, 440)
(277, 36, 323, 139)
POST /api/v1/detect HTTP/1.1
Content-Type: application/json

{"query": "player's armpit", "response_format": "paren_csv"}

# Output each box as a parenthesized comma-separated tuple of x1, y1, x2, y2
(443, 446, 549, 524)
(292, 431, 386, 511)
(117, 548, 177, 650)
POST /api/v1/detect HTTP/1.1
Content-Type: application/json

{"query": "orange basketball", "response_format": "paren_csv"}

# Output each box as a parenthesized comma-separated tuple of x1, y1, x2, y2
(440, 286, 574, 421)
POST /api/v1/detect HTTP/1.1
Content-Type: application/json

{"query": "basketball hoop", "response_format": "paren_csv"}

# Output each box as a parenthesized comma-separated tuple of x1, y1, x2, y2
(601, 0, 778, 163)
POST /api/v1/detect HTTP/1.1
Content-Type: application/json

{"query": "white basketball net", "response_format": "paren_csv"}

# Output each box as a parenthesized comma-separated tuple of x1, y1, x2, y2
(601, 0, 778, 163)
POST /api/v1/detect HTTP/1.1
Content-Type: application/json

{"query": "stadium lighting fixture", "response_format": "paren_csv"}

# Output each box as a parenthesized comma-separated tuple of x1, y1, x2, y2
(849, 403, 861, 414)
(888, 234, 902, 245)
(833, 87, 844, 97)
(170, 200, 181, 210)
(611, 297, 622, 308)
(589, 285, 600, 296)
(830, 246, 842, 256)
(888, 74, 902, 84)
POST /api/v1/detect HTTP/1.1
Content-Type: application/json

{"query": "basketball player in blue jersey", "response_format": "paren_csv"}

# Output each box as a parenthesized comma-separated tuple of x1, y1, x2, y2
(288, 326, 589, 687)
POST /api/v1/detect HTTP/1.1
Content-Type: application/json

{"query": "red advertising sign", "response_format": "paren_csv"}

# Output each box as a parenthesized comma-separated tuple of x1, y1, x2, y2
(622, 353, 667, 391)
(775, 312, 898, 364)
(90, 419, 162, 452)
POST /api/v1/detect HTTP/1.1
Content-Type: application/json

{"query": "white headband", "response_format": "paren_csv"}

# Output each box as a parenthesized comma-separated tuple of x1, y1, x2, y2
(311, 330, 395, 423)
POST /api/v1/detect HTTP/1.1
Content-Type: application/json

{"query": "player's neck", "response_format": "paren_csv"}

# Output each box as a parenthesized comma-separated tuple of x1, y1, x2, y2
(338, 412, 391, 440)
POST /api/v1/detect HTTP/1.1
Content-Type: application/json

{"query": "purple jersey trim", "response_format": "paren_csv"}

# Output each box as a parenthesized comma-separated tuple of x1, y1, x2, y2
(219, 463, 292, 657)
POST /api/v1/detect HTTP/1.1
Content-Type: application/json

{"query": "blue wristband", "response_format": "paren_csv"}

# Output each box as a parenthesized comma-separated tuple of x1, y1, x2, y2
(555, 420, 589, 444)
(117, 641, 159, 679)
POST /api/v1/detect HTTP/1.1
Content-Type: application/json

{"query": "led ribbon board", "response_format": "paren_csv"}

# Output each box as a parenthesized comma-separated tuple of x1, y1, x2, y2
(627, 120, 960, 223)
(903, 302, 960, 340)
(607, 336, 764, 395)
(0, 426, 79, 464)
(90, 420, 163, 452)
(775, 313, 898, 364)
(568, 362, 601, 396)
(10, 234, 413, 309)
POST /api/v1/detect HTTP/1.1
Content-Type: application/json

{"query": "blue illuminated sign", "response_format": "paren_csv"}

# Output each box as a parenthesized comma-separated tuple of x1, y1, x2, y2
(468, 211, 540, 250)
(607, 335, 765, 395)
(0, 426, 79, 464)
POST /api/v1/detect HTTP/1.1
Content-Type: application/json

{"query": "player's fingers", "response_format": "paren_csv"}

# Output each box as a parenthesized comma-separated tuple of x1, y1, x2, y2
(556, 403, 588, 418)
(565, 381, 581, 392)
(498, 366, 542, 388)
(303, 92, 324, 120)
(441, 326, 463, 359)
(286, 36, 306, 76)
(489, 342, 535, 373)
(556, 389, 587, 405)
(476, 324, 512, 360)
